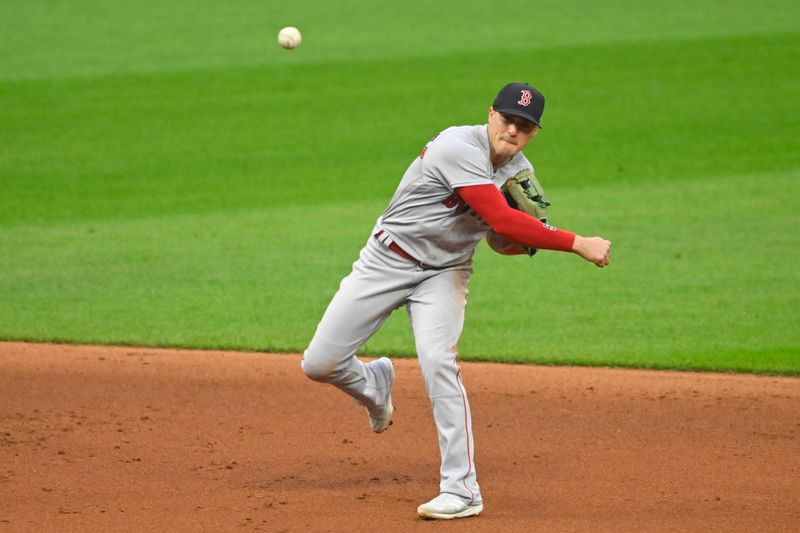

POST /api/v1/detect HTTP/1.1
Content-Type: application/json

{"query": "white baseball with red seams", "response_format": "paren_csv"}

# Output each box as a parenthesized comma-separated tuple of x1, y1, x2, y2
(302, 124, 535, 506)
(277, 26, 302, 49)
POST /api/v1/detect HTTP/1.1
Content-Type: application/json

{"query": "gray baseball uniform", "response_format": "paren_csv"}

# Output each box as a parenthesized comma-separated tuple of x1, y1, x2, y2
(302, 124, 535, 505)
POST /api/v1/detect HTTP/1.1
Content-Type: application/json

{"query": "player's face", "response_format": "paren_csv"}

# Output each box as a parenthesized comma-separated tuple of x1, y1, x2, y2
(487, 107, 540, 164)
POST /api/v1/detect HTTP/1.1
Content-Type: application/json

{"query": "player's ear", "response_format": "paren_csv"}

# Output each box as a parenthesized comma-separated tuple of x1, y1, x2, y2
(488, 107, 495, 121)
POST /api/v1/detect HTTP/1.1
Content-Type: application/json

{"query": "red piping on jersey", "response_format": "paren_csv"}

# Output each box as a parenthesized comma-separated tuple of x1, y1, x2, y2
(456, 184, 576, 251)
(454, 367, 477, 504)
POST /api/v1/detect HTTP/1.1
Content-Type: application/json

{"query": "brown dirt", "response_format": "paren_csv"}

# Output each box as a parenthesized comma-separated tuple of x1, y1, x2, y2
(0, 342, 798, 532)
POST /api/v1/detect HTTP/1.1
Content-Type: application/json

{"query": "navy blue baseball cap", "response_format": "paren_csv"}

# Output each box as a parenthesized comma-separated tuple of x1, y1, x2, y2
(492, 82, 545, 127)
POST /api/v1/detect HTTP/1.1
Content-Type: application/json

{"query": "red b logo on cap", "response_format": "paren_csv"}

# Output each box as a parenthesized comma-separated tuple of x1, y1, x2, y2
(518, 90, 532, 106)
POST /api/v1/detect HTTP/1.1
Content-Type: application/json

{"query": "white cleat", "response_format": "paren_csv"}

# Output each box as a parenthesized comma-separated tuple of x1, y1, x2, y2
(367, 357, 395, 433)
(417, 493, 483, 520)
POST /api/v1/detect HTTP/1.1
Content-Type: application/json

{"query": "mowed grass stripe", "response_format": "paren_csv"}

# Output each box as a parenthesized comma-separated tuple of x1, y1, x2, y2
(2, 0, 797, 81)
(2, 32, 798, 227)
(1, 171, 797, 374)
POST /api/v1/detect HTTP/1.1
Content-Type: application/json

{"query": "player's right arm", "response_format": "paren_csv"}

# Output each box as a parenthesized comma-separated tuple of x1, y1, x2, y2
(457, 184, 611, 267)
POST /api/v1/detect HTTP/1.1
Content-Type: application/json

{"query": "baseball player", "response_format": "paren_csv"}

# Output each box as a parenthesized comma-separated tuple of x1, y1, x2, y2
(302, 82, 611, 520)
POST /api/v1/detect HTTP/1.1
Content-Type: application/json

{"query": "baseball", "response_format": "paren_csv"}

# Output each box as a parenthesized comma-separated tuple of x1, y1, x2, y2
(278, 26, 302, 49)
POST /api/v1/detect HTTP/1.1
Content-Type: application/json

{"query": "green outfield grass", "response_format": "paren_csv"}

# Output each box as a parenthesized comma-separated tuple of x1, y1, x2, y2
(1, 0, 799, 373)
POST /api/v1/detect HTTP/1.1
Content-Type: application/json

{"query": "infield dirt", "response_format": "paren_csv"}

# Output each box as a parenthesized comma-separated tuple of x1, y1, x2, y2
(1, 342, 798, 532)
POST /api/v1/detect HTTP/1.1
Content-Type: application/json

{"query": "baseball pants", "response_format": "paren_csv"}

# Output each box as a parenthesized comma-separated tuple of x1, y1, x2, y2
(302, 235, 482, 504)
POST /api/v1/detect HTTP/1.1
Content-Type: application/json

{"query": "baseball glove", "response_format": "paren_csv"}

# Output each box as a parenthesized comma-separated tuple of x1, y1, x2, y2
(487, 169, 551, 257)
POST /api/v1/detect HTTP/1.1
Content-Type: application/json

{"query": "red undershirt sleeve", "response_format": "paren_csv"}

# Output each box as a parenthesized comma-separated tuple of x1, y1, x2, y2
(457, 184, 576, 252)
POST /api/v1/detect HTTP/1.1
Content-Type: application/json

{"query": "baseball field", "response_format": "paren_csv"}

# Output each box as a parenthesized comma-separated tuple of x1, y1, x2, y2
(1, 0, 799, 530)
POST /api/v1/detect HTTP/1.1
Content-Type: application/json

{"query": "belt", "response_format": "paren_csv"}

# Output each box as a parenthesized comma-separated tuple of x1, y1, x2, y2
(373, 231, 452, 270)
(374, 230, 434, 268)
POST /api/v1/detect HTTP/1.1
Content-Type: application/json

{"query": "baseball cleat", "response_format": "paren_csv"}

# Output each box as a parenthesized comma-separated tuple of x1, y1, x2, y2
(417, 493, 483, 520)
(367, 357, 395, 433)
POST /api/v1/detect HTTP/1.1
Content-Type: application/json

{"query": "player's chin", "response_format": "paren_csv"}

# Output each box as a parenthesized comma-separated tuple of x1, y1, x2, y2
(499, 144, 520, 158)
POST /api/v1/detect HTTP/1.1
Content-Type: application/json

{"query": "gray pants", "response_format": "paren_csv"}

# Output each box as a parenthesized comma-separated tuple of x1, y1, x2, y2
(302, 235, 481, 504)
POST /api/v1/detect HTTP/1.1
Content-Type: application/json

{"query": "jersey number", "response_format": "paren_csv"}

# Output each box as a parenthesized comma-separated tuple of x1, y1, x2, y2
(442, 192, 471, 215)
